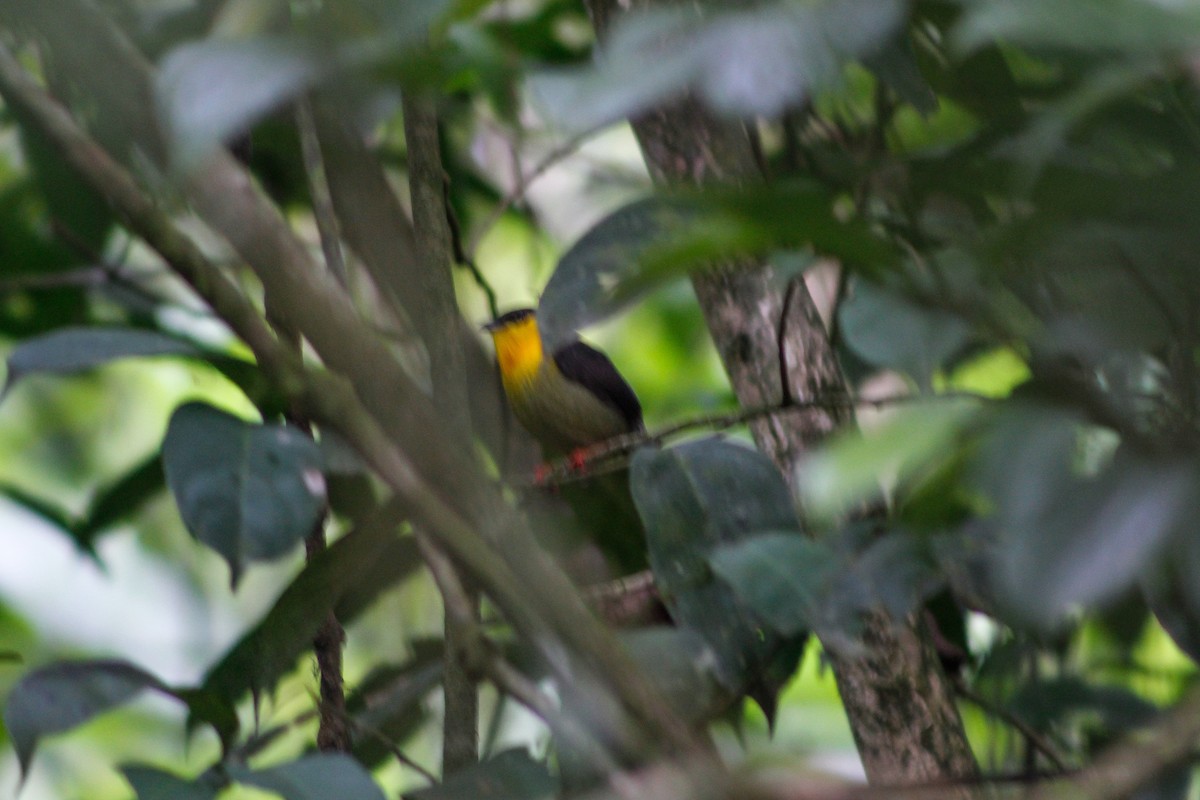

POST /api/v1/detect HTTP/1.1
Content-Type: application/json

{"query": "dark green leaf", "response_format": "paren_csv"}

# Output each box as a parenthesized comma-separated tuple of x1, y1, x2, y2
(4, 327, 203, 393)
(231, 754, 385, 800)
(839, 280, 972, 386)
(709, 532, 839, 638)
(537, 197, 700, 349)
(122, 765, 222, 800)
(630, 438, 806, 710)
(162, 402, 326, 585)
(407, 749, 556, 800)
(4, 660, 166, 776)
(201, 500, 416, 709)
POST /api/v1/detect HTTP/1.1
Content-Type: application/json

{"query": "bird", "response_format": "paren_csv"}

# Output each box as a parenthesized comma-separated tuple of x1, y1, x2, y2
(484, 308, 643, 457)
(485, 307, 647, 573)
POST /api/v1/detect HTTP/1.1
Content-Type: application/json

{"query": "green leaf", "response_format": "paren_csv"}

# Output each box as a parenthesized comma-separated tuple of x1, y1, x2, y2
(407, 749, 556, 800)
(620, 627, 729, 724)
(201, 500, 417, 709)
(630, 438, 806, 709)
(4, 660, 166, 776)
(162, 401, 326, 585)
(230, 754, 385, 800)
(4, 327, 204, 393)
(537, 197, 701, 349)
(158, 36, 329, 172)
(709, 533, 839, 638)
(839, 280, 972, 386)
(532, 0, 905, 128)
(122, 765, 222, 800)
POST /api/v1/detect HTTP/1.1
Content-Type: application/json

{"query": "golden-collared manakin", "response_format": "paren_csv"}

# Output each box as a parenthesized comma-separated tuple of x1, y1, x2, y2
(485, 308, 646, 572)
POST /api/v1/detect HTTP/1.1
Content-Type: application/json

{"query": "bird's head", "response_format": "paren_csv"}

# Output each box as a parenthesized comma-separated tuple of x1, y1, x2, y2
(485, 308, 544, 388)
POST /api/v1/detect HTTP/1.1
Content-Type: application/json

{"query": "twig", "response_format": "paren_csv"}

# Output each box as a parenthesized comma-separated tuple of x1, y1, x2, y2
(295, 95, 348, 286)
(531, 390, 988, 487)
(418, 533, 620, 775)
(583, 570, 666, 627)
(443, 174, 498, 320)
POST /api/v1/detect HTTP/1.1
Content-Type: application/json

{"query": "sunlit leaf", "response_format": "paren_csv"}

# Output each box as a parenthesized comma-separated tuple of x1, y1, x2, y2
(408, 749, 556, 800)
(162, 401, 326, 585)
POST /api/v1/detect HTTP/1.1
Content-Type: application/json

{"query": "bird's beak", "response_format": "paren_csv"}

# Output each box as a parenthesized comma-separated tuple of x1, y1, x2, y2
(482, 320, 499, 332)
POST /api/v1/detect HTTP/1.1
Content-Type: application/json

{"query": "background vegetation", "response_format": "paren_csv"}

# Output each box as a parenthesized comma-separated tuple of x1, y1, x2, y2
(1, 0, 1200, 798)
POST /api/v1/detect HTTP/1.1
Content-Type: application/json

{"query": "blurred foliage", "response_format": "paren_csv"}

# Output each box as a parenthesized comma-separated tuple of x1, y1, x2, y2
(0, 0, 1199, 798)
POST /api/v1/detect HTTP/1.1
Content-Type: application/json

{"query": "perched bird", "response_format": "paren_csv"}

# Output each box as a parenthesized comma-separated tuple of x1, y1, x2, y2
(485, 308, 643, 456)
(485, 307, 647, 572)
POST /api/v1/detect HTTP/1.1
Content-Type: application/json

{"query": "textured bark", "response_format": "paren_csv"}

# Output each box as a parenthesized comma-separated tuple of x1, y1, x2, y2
(582, 1, 979, 788)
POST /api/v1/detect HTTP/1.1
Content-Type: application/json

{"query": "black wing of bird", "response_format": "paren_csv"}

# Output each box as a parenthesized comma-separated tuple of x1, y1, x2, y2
(553, 340, 644, 431)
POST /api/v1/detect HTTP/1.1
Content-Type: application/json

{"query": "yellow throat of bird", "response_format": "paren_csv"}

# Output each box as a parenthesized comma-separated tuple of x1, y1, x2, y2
(491, 313, 545, 393)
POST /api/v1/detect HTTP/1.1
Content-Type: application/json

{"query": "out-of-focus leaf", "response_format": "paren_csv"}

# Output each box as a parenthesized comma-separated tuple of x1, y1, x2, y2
(1007, 676, 1157, 734)
(953, 0, 1200, 56)
(162, 401, 326, 585)
(3, 327, 204, 394)
(201, 501, 416, 710)
(971, 404, 1195, 626)
(4, 660, 166, 776)
(122, 765, 222, 800)
(839, 280, 972, 386)
(537, 197, 700, 349)
(158, 36, 329, 171)
(230, 754, 385, 800)
(532, 0, 905, 128)
(799, 398, 980, 521)
(407, 749, 556, 800)
(620, 627, 728, 724)
(631, 438, 806, 716)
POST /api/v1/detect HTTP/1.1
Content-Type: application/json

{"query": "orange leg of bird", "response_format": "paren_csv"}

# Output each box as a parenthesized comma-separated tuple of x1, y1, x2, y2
(568, 448, 589, 472)
(532, 462, 552, 486)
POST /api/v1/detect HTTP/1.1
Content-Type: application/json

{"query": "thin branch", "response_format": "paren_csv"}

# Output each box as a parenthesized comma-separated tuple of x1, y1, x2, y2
(532, 390, 989, 487)
(417, 533, 620, 776)
(295, 95, 348, 287)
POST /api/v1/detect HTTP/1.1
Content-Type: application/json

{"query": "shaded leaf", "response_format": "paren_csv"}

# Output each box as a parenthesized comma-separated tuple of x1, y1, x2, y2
(839, 280, 972, 386)
(122, 764, 222, 800)
(631, 438, 806, 713)
(3, 327, 203, 394)
(231, 754, 385, 800)
(201, 501, 416, 710)
(74, 454, 165, 548)
(4, 660, 166, 776)
(407, 749, 555, 800)
(537, 197, 699, 349)
(709, 532, 838, 638)
(620, 627, 728, 724)
(348, 655, 442, 768)
(162, 402, 326, 585)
